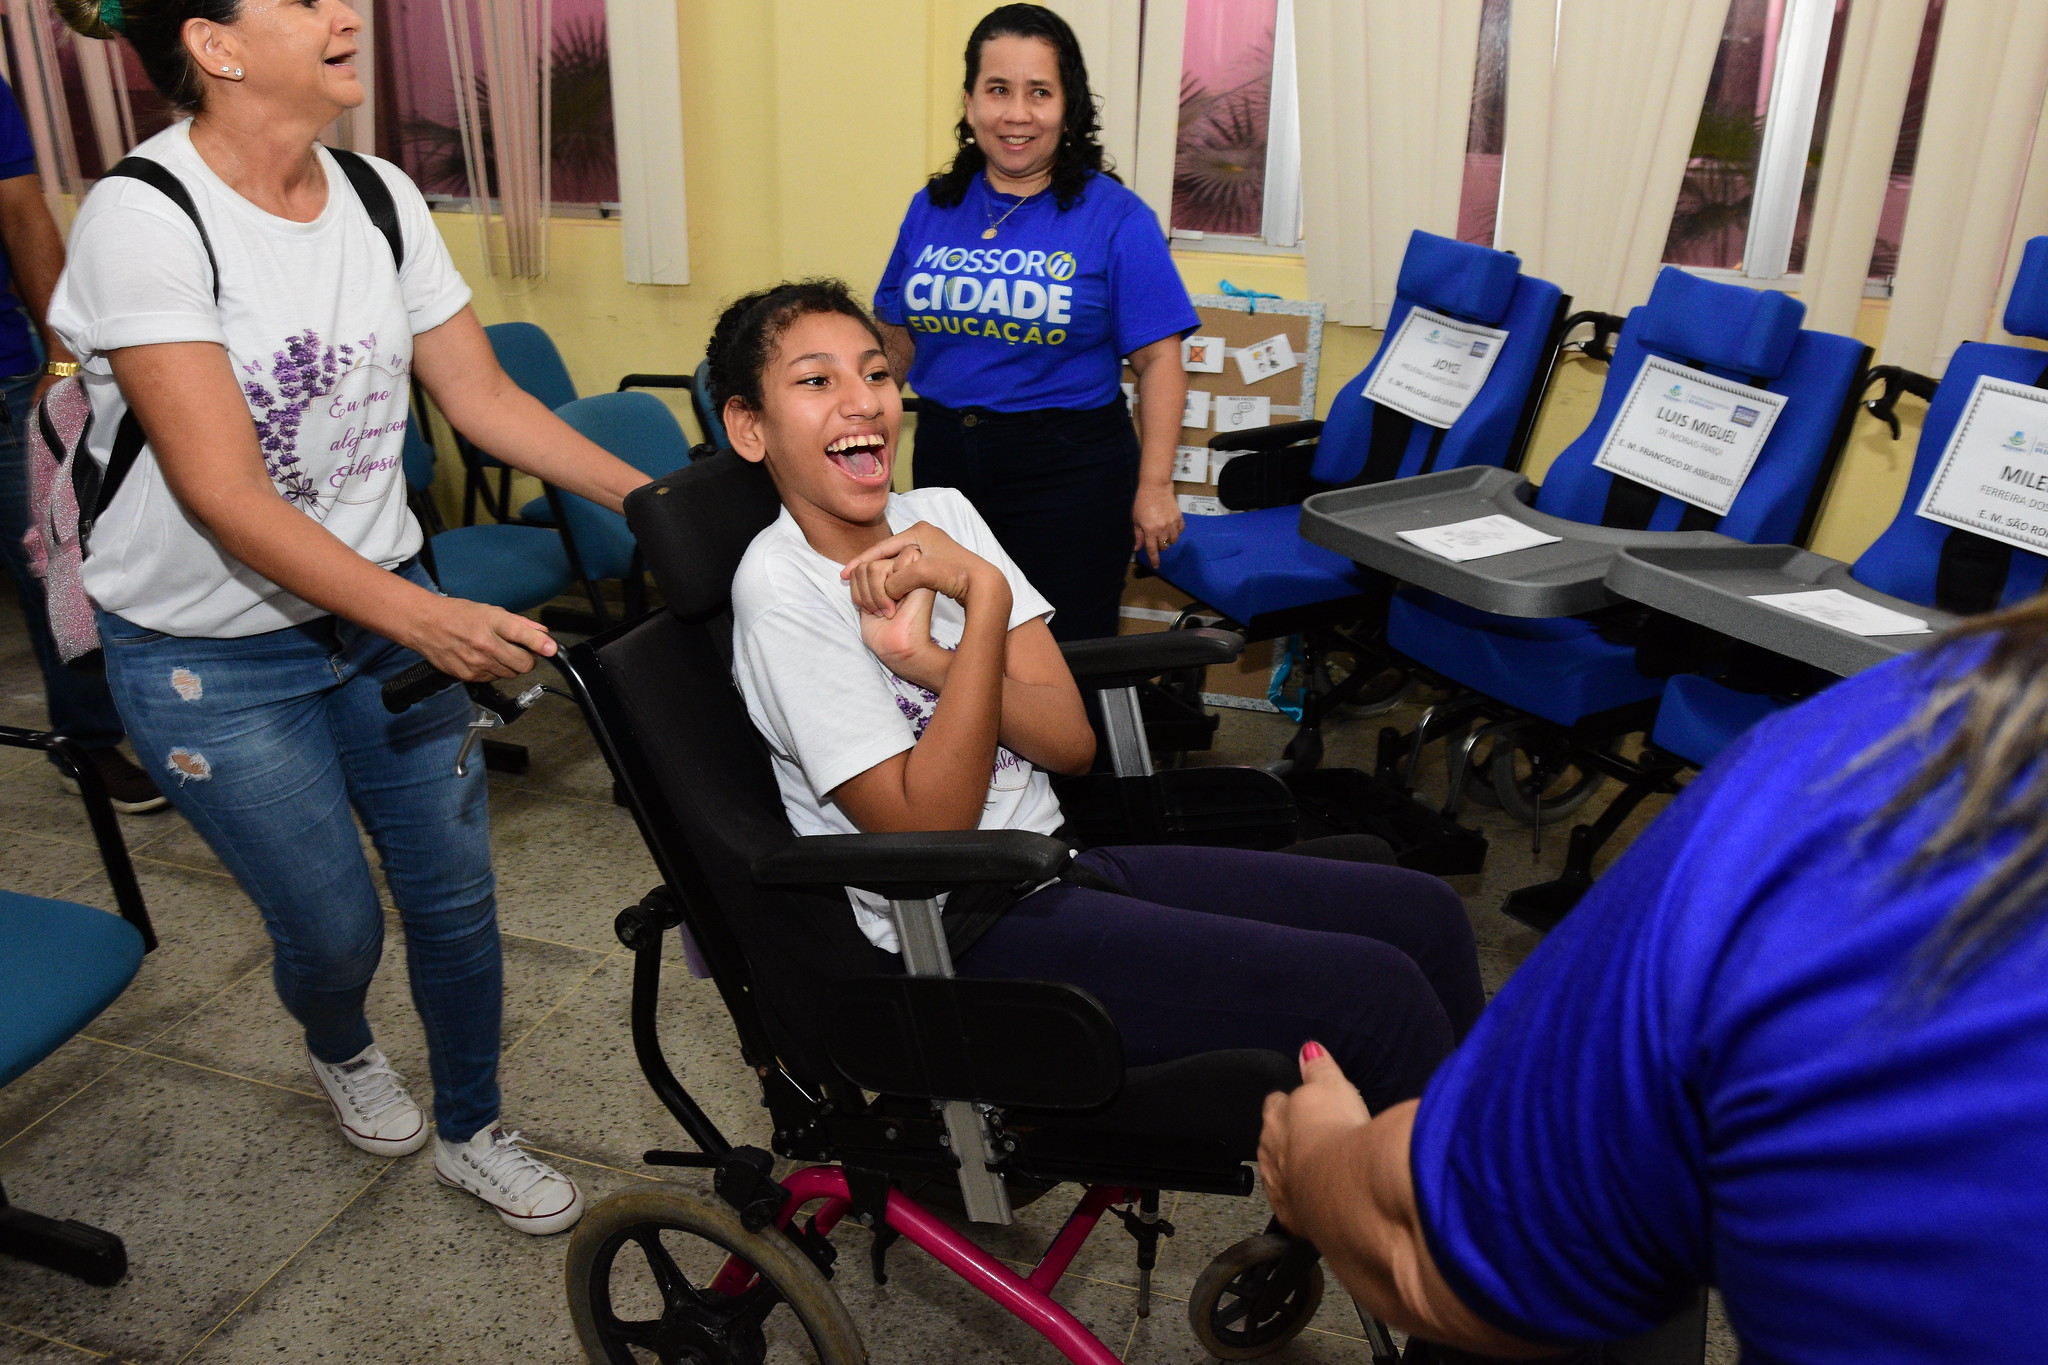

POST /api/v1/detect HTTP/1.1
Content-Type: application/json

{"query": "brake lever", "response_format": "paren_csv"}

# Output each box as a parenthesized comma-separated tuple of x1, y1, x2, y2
(453, 681, 551, 777)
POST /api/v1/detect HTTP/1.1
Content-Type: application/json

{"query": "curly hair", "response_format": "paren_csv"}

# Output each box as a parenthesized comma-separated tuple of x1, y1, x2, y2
(925, 4, 1114, 211)
(704, 279, 886, 416)
(52, 0, 243, 113)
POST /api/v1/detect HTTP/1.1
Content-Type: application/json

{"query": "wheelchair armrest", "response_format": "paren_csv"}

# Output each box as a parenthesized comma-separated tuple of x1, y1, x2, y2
(752, 830, 1072, 901)
(617, 373, 695, 392)
(1059, 628, 1245, 689)
(1216, 446, 1319, 510)
(1206, 419, 1322, 456)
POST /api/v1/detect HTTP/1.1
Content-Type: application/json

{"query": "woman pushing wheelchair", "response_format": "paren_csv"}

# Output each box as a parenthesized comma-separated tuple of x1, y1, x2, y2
(714, 278, 1483, 1114)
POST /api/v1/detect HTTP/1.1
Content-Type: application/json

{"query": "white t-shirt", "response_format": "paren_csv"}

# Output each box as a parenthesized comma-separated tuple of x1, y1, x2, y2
(731, 486, 1063, 952)
(48, 119, 473, 638)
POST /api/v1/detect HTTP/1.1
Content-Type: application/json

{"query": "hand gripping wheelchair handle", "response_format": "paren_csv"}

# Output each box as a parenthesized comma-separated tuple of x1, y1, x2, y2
(380, 660, 530, 725)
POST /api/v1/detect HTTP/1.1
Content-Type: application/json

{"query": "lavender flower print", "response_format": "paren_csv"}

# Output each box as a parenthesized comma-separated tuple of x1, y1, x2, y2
(239, 329, 382, 517)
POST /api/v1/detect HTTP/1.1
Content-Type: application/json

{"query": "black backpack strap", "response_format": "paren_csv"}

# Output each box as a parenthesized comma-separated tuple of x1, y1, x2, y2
(328, 147, 404, 271)
(100, 156, 219, 303)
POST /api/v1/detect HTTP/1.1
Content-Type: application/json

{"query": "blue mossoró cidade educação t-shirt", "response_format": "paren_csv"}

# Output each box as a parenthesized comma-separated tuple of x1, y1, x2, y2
(874, 171, 1196, 413)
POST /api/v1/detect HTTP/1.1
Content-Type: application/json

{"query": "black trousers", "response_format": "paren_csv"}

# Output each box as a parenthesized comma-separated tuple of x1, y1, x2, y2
(911, 396, 1139, 643)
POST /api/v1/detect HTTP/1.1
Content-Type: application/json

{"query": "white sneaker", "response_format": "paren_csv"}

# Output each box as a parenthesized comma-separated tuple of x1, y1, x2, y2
(434, 1124, 584, 1235)
(308, 1046, 429, 1156)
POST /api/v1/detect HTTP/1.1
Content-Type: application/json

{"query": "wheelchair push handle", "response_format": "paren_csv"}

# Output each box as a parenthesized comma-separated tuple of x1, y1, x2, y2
(1861, 364, 1940, 441)
(381, 653, 562, 777)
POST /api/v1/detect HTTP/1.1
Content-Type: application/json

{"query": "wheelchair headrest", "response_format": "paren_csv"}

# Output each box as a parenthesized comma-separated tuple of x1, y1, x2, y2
(2002, 236, 2048, 339)
(626, 449, 782, 620)
(1636, 266, 1804, 379)
(1395, 229, 1522, 326)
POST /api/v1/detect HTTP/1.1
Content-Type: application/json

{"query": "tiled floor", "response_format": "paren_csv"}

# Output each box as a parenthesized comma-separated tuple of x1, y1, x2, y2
(0, 593, 1729, 1364)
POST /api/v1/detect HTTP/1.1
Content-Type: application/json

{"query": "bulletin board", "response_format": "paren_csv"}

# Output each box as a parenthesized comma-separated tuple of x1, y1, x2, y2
(1118, 295, 1326, 706)
(1166, 295, 1326, 515)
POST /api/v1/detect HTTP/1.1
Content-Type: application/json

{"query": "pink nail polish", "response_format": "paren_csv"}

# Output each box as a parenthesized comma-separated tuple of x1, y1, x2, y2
(1301, 1040, 1325, 1062)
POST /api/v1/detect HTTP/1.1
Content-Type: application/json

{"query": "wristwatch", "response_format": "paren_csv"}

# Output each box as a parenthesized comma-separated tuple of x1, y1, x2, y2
(44, 361, 78, 378)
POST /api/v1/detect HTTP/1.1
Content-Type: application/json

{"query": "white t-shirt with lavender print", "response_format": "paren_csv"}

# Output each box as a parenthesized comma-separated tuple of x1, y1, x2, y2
(731, 486, 1061, 954)
(49, 119, 472, 638)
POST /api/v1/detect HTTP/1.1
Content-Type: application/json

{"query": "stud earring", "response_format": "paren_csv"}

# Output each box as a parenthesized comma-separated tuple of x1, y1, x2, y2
(233, 67, 243, 77)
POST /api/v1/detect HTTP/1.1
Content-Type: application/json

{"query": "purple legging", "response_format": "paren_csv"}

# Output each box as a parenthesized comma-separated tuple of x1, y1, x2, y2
(954, 845, 1483, 1113)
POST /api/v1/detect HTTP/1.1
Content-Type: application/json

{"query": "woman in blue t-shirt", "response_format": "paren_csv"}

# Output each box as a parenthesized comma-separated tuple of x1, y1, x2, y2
(875, 4, 1194, 642)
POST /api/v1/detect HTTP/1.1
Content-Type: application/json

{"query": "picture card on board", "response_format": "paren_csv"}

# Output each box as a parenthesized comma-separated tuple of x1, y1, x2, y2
(1182, 335, 1227, 373)
(1213, 395, 1272, 434)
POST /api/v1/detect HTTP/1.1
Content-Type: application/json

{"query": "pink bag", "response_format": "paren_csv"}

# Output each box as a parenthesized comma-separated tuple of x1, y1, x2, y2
(20, 377, 138, 664)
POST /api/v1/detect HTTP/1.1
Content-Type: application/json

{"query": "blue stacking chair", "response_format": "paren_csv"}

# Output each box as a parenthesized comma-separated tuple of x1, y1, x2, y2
(458, 321, 580, 527)
(613, 361, 730, 452)
(1, 728, 154, 1286)
(544, 391, 700, 629)
(404, 414, 574, 614)
(1152, 231, 1568, 767)
(1374, 267, 1868, 854)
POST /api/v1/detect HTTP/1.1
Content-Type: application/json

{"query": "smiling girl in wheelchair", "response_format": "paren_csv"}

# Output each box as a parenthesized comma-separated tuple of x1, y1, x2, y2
(714, 279, 1483, 1113)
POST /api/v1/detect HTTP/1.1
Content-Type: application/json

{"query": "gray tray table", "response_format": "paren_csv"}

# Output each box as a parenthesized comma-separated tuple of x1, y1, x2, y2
(1603, 544, 1954, 677)
(1297, 467, 1738, 618)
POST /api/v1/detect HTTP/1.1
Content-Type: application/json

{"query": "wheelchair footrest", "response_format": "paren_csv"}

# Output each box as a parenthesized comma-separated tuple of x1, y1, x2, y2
(0, 1204, 127, 1286)
(1500, 872, 1594, 934)
(1283, 767, 1488, 877)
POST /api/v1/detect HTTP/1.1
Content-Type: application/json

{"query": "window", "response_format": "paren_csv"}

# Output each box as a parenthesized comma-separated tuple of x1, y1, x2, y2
(1662, 0, 1847, 279)
(376, 0, 618, 211)
(1171, 0, 1299, 248)
(1457, 0, 1510, 246)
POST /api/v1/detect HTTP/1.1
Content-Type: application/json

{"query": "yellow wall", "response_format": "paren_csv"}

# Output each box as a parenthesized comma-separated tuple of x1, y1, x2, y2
(443, 0, 1914, 564)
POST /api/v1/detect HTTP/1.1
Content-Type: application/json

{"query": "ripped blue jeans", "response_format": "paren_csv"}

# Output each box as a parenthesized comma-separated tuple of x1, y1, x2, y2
(96, 562, 501, 1139)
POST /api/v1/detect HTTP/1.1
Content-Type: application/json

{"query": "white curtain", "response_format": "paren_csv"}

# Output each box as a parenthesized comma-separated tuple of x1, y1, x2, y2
(1294, 0, 1481, 327)
(606, 0, 688, 285)
(440, 0, 552, 280)
(1130, 0, 1186, 230)
(1882, 0, 2048, 372)
(1990, 78, 2048, 348)
(1494, 0, 1729, 316)
(6, 0, 83, 218)
(1796, 0, 1928, 334)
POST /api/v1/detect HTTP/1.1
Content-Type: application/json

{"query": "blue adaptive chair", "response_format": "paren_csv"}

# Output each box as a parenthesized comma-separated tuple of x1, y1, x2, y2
(543, 390, 700, 629)
(1526, 237, 2048, 924)
(1151, 230, 1568, 770)
(1312, 267, 1868, 875)
(0, 728, 155, 1286)
(458, 321, 580, 527)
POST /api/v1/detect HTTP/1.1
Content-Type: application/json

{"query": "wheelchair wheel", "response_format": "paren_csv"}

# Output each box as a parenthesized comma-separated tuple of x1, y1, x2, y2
(1188, 1232, 1326, 1360)
(566, 1186, 866, 1365)
(1487, 738, 1607, 826)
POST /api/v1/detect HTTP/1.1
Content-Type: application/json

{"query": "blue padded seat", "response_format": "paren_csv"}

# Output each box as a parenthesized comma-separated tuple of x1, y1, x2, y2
(0, 891, 143, 1087)
(1650, 673, 1788, 767)
(1156, 231, 1564, 626)
(1390, 268, 1867, 726)
(1388, 589, 1657, 726)
(484, 321, 580, 525)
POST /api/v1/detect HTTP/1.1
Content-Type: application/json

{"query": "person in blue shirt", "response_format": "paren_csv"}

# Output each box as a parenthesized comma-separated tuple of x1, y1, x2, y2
(0, 71, 163, 812)
(1257, 598, 2048, 1362)
(875, 4, 1194, 642)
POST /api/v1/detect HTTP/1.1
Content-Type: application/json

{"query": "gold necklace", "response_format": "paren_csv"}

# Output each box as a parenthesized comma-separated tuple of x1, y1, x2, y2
(982, 179, 1048, 239)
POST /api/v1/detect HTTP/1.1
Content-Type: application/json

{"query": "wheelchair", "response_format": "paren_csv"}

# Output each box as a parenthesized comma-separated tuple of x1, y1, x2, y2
(537, 449, 1402, 1363)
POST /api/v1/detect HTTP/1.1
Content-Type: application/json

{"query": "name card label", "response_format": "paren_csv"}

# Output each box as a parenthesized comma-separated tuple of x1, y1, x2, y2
(1593, 356, 1784, 516)
(1915, 374, 2048, 557)
(1362, 305, 1509, 429)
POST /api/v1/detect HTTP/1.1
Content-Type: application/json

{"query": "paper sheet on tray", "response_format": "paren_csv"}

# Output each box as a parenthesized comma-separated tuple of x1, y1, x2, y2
(1396, 514, 1563, 562)
(1749, 589, 1931, 636)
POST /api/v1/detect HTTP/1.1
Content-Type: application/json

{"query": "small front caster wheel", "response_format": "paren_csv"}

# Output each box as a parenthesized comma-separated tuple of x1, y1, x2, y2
(1188, 1232, 1326, 1359)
